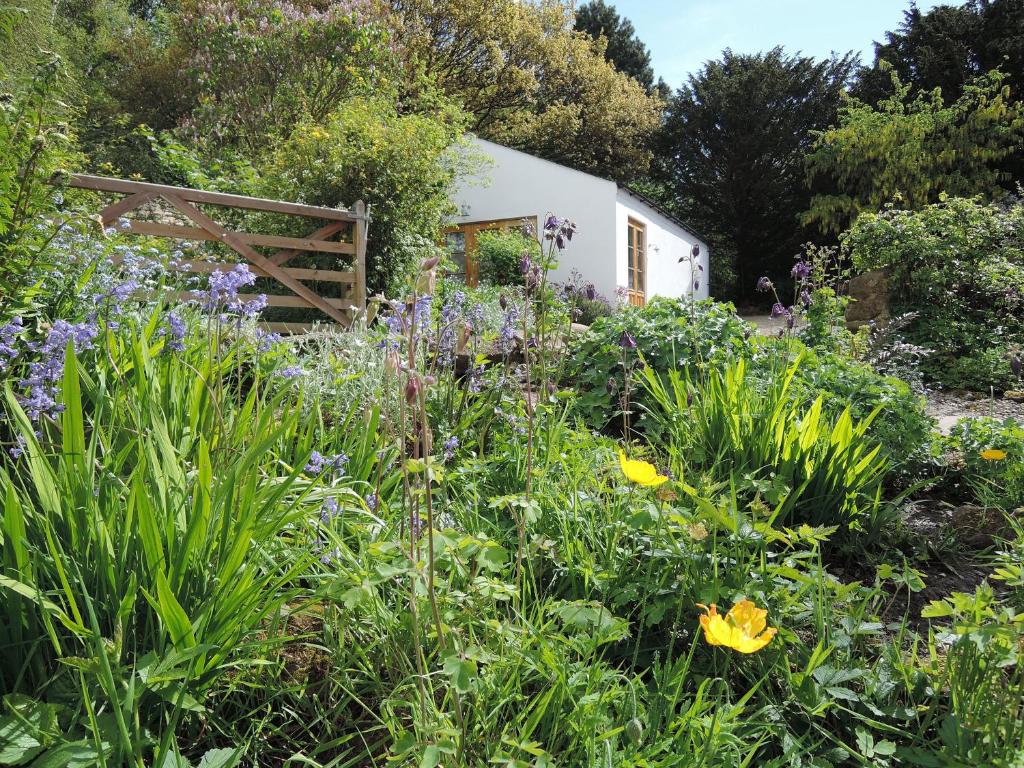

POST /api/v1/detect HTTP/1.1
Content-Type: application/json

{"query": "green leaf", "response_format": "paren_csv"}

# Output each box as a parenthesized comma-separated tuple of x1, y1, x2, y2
(153, 570, 196, 649)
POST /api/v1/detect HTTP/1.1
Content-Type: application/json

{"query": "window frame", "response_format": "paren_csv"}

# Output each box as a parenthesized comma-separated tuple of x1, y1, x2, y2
(443, 216, 538, 287)
(626, 218, 647, 307)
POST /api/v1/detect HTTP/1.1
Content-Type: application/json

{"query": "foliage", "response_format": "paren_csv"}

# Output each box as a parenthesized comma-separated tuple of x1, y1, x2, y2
(476, 228, 540, 286)
(855, 0, 1024, 108)
(574, 0, 657, 93)
(654, 47, 856, 302)
(388, 0, 662, 182)
(805, 70, 1024, 232)
(0, 57, 79, 299)
(566, 297, 752, 432)
(171, 0, 392, 153)
(844, 196, 1024, 390)
(3, 220, 1024, 768)
(943, 416, 1024, 509)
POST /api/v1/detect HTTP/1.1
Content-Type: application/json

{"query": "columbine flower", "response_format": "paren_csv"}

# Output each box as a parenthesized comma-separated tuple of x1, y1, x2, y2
(697, 600, 777, 653)
(618, 451, 668, 487)
(619, 330, 637, 350)
(791, 261, 811, 281)
(756, 277, 773, 293)
(980, 448, 1007, 461)
(442, 435, 458, 462)
(770, 302, 789, 319)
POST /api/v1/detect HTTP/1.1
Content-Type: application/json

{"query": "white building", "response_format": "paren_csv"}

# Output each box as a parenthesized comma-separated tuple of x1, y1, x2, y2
(448, 137, 709, 306)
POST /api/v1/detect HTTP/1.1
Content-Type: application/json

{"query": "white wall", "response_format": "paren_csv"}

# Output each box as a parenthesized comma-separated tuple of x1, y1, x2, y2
(451, 137, 710, 302)
(615, 189, 710, 301)
(451, 138, 620, 300)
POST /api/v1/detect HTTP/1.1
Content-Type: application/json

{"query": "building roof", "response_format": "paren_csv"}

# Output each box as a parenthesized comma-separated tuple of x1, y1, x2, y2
(469, 136, 707, 245)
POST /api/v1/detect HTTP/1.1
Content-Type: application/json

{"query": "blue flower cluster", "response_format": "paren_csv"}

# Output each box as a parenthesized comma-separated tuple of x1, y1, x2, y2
(304, 450, 349, 478)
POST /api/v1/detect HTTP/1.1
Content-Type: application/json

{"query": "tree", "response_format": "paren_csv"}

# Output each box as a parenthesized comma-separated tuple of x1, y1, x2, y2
(856, 0, 1024, 104)
(805, 69, 1024, 233)
(386, 0, 662, 181)
(574, 0, 655, 92)
(653, 47, 856, 302)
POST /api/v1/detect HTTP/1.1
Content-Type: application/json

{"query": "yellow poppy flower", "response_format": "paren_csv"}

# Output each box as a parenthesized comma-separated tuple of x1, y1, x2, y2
(980, 448, 1007, 461)
(697, 600, 777, 654)
(618, 451, 668, 487)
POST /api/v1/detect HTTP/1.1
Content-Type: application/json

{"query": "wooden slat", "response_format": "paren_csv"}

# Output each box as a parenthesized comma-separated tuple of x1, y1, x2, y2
(172, 260, 354, 284)
(69, 174, 365, 222)
(124, 219, 354, 254)
(99, 192, 153, 225)
(170, 292, 356, 310)
(160, 192, 350, 326)
(262, 321, 343, 335)
(104, 253, 356, 283)
(270, 221, 349, 266)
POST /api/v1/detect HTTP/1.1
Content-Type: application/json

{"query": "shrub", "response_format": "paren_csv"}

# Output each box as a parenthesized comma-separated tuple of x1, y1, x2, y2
(844, 197, 1024, 391)
(566, 297, 752, 432)
(476, 228, 540, 286)
(253, 96, 471, 296)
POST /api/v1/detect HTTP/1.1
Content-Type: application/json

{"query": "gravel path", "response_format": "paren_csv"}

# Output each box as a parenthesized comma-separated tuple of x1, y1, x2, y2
(926, 389, 1024, 433)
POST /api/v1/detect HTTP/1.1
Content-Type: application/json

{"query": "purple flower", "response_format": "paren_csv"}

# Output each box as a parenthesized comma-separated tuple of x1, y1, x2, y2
(279, 365, 303, 379)
(584, 284, 597, 302)
(770, 303, 789, 319)
(320, 547, 341, 565)
(159, 311, 187, 353)
(791, 261, 811, 281)
(17, 320, 98, 421)
(255, 328, 282, 352)
(0, 317, 24, 370)
(799, 290, 812, 308)
(305, 451, 348, 477)
(197, 264, 258, 315)
(320, 497, 340, 525)
(519, 253, 532, 276)
(497, 301, 520, 356)
(756, 277, 774, 293)
(364, 493, 379, 512)
(619, 330, 637, 350)
(442, 435, 458, 462)
(8, 435, 27, 460)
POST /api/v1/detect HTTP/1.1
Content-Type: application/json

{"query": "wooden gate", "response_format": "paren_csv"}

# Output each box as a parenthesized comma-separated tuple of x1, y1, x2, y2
(69, 174, 368, 329)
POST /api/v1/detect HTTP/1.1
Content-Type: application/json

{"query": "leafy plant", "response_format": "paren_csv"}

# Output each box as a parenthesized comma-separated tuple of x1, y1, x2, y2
(640, 356, 892, 532)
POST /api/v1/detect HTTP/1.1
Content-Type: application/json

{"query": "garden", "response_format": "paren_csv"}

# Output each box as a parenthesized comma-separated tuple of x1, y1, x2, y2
(3, 0, 1024, 766)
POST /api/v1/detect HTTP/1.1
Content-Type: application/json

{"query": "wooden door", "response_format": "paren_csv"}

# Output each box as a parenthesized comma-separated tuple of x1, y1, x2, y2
(627, 219, 646, 307)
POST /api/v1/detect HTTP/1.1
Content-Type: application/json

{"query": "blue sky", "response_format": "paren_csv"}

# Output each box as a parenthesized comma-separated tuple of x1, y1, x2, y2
(610, 0, 948, 88)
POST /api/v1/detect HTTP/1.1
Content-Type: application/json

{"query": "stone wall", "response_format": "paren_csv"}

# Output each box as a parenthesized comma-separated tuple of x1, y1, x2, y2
(845, 268, 890, 331)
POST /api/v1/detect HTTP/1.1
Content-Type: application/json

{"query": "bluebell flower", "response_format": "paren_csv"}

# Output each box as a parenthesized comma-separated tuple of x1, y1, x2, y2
(279, 365, 303, 379)
(305, 450, 349, 477)
(0, 317, 24, 370)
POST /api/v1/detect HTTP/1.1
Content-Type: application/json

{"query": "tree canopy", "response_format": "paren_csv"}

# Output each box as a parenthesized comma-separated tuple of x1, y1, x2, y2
(387, 0, 662, 181)
(805, 69, 1024, 233)
(653, 47, 856, 300)
(574, 0, 656, 93)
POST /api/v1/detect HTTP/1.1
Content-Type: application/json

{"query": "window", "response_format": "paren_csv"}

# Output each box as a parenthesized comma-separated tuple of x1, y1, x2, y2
(627, 219, 646, 307)
(443, 217, 536, 286)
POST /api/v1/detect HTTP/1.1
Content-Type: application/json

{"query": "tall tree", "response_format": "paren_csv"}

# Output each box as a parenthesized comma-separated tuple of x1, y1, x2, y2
(574, 0, 655, 92)
(805, 69, 1024, 233)
(386, 0, 662, 181)
(654, 47, 856, 302)
(856, 0, 1024, 103)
